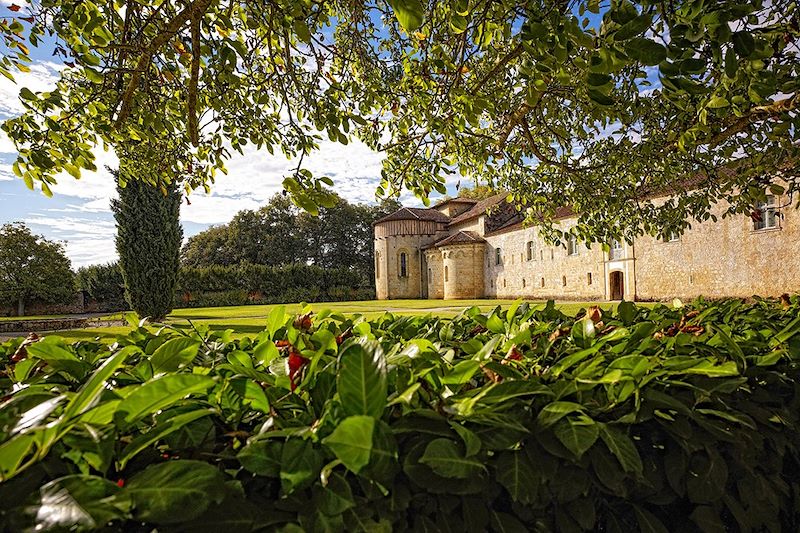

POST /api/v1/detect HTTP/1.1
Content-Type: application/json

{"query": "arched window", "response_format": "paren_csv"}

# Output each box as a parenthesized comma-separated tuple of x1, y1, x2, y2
(375, 252, 380, 279)
(399, 252, 408, 278)
(445, 265, 449, 282)
(562, 275, 567, 287)
(587, 272, 593, 285)
(526, 241, 534, 261)
(495, 247, 501, 265)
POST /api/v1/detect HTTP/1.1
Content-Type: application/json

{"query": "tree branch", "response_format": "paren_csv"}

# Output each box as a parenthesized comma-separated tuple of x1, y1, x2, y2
(115, 0, 214, 128)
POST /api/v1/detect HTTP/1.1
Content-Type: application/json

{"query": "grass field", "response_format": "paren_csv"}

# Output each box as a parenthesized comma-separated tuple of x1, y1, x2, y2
(17, 299, 640, 343)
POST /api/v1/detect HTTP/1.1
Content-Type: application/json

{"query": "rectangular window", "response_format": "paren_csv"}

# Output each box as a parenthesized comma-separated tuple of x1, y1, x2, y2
(566, 235, 578, 256)
(587, 272, 592, 285)
(753, 195, 778, 230)
(495, 247, 501, 265)
(399, 252, 407, 278)
(376, 252, 380, 279)
(609, 239, 624, 260)
(526, 241, 534, 261)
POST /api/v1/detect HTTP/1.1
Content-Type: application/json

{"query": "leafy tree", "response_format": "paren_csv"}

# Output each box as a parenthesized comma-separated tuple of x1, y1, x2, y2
(111, 161, 183, 321)
(0, 223, 75, 316)
(75, 262, 126, 311)
(457, 185, 499, 200)
(2, 0, 797, 243)
(180, 225, 235, 268)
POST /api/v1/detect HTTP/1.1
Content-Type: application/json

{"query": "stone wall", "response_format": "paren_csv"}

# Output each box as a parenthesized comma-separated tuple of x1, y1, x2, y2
(441, 243, 484, 299)
(483, 224, 607, 300)
(424, 249, 445, 299)
(634, 194, 800, 300)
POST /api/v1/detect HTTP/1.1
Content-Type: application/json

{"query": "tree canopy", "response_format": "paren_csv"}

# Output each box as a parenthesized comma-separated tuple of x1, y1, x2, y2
(1, 0, 798, 242)
(181, 193, 401, 284)
(0, 223, 75, 315)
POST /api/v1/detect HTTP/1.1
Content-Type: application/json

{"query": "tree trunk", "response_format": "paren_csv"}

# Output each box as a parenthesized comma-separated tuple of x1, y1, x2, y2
(17, 297, 25, 317)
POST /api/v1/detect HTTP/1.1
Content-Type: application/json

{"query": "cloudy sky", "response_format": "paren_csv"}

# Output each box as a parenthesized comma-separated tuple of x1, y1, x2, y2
(0, 54, 443, 269)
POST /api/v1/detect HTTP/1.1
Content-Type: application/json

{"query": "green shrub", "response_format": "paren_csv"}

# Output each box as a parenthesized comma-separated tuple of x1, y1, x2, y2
(112, 171, 182, 321)
(75, 262, 126, 312)
(177, 263, 364, 305)
(1, 297, 799, 531)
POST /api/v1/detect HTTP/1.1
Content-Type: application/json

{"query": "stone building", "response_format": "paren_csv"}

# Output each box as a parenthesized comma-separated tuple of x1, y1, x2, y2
(373, 191, 800, 301)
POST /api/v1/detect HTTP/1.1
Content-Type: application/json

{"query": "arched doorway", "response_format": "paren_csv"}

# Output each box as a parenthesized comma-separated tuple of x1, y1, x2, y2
(609, 271, 624, 300)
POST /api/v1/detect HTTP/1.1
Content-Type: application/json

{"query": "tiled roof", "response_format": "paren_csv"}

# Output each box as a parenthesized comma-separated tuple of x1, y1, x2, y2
(427, 231, 486, 248)
(484, 206, 576, 236)
(432, 197, 480, 208)
(373, 207, 450, 225)
(447, 192, 509, 226)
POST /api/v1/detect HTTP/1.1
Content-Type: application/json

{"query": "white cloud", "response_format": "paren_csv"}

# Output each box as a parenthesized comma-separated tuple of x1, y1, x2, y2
(24, 216, 118, 268)
(0, 61, 62, 116)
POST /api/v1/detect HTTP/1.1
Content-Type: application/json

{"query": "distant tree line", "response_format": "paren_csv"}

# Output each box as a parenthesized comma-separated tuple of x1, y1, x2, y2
(181, 193, 400, 281)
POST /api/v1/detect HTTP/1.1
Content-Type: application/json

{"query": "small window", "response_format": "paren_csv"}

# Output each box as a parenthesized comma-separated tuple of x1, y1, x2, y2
(495, 247, 501, 265)
(562, 275, 567, 287)
(503, 278, 506, 288)
(550, 249, 554, 260)
(662, 230, 680, 243)
(540, 277, 545, 288)
(399, 252, 408, 278)
(428, 268, 432, 284)
(445, 265, 449, 282)
(540, 250, 543, 260)
(376, 252, 380, 279)
(587, 272, 593, 285)
(753, 195, 778, 230)
(526, 241, 534, 261)
(566, 235, 578, 256)
(490, 279, 494, 288)
(522, 278, 526, 288)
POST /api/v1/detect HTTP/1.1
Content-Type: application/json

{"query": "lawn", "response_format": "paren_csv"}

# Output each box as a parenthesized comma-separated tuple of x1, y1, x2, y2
(44, 299, 641, 343)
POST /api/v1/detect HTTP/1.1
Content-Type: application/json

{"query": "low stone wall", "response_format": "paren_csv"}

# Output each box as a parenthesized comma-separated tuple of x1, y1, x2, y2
(0, 318, 124, 335)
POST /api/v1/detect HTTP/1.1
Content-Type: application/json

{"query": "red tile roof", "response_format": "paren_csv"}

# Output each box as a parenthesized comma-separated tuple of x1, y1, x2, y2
(447, 192, 509, 227)
(373, 207, 450, 225)
(432, 197, 480, 208)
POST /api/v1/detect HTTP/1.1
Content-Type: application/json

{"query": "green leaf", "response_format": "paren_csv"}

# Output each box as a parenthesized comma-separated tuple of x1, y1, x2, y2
(537, 401, 584, 428)
(125, 460, 226, 524)
(441, 359, 480, 385)
(599, 424, 643, 474)
(115, 374, 215, 429)
(337, 341, 387, 418)
(486, 313, 505, 333)
(322, 415, 375, 473)
(34, 475, 128, 530)
(238, 440, 283, 477)
(280, 438, 323, 494)
(62, 347, 138, 422)
(419, 438, 485, 478)
(494, 449, 538, 504)
(615, 13, 653, 40)
(388, 0, 425, 32)
(625, 38, 667, 65)
(732, 31, 755, 57)
(118, 409, 214, 469)
(149, 338, 201, 374)
(553, 415, 599, 458)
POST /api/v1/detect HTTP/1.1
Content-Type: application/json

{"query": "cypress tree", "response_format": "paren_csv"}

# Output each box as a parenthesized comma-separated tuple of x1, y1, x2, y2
(111, 164, 183, 321)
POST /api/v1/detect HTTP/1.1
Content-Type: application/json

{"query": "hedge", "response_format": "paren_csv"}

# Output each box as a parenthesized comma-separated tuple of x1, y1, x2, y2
(0, 297, 799, 531)
(177, 263, 370, 306)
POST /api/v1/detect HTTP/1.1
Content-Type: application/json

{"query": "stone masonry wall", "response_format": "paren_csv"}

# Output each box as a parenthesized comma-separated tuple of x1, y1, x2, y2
(483, 223, 607, 300)
(441, 243, 485, 299)
(634, 195, 800, 300)
(424, 249, 445, 299)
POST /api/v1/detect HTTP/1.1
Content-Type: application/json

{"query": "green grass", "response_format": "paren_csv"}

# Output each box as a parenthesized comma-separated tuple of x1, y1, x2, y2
(27, 299, 645, 344)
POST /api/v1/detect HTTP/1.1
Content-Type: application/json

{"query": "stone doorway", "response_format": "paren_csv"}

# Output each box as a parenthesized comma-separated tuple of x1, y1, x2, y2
(609, 271, 624, 300)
